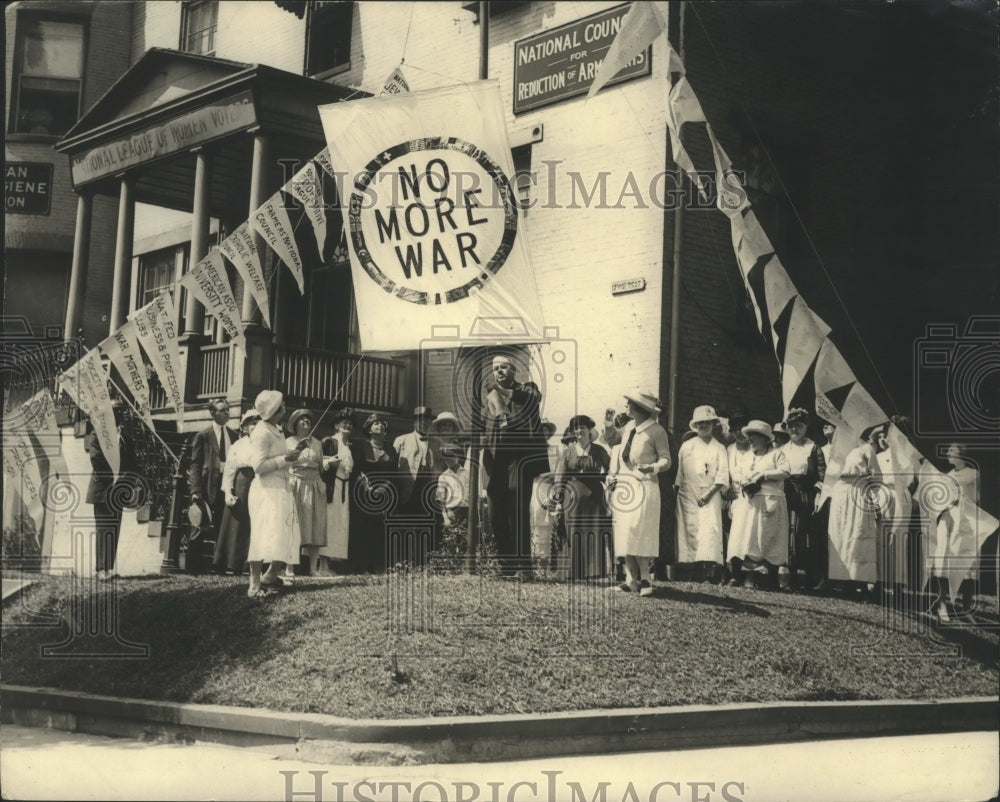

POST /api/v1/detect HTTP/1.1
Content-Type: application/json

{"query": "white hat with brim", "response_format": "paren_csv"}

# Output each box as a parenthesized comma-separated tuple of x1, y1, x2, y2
(689, 405, 720, 430)
(240, 409, 259, 426)
(254, 390, 283, 420)
(742, 420, 774, 443)
(188, 499, 211, 528)
(623, 390, 661, 414)
(432, 412, 460, 430)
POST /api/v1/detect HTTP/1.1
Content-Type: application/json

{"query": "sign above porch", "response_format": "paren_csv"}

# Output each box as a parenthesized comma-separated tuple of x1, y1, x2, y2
(70, 91, 256, 185)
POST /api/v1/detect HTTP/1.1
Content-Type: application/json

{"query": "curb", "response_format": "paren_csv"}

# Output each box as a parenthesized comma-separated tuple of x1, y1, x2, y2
(2, 685, 997, 765)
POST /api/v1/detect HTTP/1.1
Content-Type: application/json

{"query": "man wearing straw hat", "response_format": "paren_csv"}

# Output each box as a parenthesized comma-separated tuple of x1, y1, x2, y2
(607, 390, 671, 596)
(394, 406, 437, 518)
(483, 353, 548, 575)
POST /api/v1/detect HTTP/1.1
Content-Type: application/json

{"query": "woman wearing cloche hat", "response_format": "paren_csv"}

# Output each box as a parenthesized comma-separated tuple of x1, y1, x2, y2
(726, 420, 791, 589)
(675, 405, 730, 582)
(607, 390, 671, 596)
(284, 409, 327, 578)
(246, 390, 303, 597)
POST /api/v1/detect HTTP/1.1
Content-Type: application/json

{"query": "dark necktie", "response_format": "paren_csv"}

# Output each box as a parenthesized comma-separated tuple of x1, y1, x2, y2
(622, 428, 636, 468)
(218, 428, 226, 461)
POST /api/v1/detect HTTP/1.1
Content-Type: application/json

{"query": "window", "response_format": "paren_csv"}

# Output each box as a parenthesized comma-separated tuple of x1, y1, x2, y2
(137, 247, 177, 311)
(181, 1, 218, 56)
(305, 1, 353, 78)
(11, 15, 86, 136)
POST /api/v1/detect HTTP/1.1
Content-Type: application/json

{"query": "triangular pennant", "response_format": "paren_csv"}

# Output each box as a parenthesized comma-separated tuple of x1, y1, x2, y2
(380, 65, 410, 96)
(781, 298, 831, 411)
(745, 254, 776, 348)
(59, 349, 120, 477)
(840, 382, 887, 436)
(771, 296, 796, 368)
(286, 161, 326, 256)
(588, 0, 667, 98)
(179, 249, 246, 354)
(763, 257, 797, 345)
(814, 338, 857, 397)
(2, 426, 46, 533)
(314, 146, 336, 178)
(824, 381, 856, 414)
(251, 191, 305, 294)
(10, 388, 62, 469)
(218, 222, 271, 328)
(98, 319, 154, 427)
(730, 210, 774, 278)
(129, 290, 185, 424)
(707, 125, 749, 217)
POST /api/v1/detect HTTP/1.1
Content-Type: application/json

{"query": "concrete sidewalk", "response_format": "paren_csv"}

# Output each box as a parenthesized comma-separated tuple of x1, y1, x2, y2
(2, 684, 997, 766)
(2, 723, 998, 802)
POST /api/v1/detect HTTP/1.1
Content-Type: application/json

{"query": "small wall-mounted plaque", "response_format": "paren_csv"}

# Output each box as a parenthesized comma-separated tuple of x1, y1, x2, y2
(611, 277, 646, 296)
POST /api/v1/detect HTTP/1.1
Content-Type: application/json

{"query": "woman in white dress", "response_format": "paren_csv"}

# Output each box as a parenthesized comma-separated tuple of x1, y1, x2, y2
(827, 423, 885, 589)
(727, 421, 791, 589)
(285, 409, 327, 577)
(606, 391, 671, 596)
(319, 408, 354, 574)
(675, 405, 729, 583)
(930, 443, 982, 615)
(724, 411, 754, 576)
(246, 390, 302, 598)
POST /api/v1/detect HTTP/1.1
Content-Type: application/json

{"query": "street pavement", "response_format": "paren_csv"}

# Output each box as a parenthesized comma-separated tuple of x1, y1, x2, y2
(1, 724, 997, 802)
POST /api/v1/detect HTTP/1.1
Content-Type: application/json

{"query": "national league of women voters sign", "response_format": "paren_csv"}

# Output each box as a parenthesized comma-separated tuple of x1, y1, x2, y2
(318, 81, 546, 351)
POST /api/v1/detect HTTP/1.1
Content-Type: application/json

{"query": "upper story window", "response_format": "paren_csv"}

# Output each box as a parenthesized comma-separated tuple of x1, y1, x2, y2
(11, 14, 86, 136)
(305, 1, 353, 78)
(181, 1, 218, 56)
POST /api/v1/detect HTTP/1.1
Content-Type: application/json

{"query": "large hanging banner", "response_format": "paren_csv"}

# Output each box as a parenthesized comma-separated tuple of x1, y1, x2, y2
(219, 222, 271, 328)
(2, 425, 45, 533)
(59, 349, 120, 477)
(179, 249, 246, 354)
(130, 290, 185, 424)
(318, 81, 547, 350)
(99, 319, 154, 427)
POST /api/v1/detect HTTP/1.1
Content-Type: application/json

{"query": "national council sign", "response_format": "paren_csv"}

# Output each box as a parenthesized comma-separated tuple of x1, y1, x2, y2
(350, 138, 517, 306)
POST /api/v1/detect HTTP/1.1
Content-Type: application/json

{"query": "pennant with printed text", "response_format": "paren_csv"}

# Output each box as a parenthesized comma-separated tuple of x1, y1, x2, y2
(179, 250, 246, 354)
(130, 290, 185, 424)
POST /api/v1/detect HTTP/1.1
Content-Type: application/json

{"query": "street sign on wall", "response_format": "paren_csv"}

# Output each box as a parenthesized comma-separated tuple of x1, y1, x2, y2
(5, 162, 53, 215)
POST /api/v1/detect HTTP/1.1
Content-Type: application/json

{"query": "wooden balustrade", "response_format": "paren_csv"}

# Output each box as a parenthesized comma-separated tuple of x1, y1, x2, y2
(274, 345, 404, 412)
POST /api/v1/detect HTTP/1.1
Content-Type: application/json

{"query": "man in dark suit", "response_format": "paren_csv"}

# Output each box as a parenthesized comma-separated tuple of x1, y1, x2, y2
(393, 406, 436, 517)
(187, 398, 238, 562)
(482, 354, 548, 575)
(85, 407, 132, 581)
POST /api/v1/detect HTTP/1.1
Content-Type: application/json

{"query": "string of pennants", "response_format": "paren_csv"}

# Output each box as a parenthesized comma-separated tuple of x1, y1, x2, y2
(2, 67, 411, 523)
(588, 1, 998, 547)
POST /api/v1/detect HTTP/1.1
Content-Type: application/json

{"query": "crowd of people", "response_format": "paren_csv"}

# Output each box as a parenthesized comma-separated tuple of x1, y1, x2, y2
(85, 354, 987, 618)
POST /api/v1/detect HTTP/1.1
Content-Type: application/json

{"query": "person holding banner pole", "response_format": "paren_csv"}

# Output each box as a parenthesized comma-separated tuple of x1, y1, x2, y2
(285, 409, 327, 577)
(246, 390, 301, 598)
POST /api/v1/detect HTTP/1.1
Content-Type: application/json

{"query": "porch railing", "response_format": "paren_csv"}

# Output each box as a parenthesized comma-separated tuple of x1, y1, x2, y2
(274, 345, 404, 412)
(196, 343, 231, 400)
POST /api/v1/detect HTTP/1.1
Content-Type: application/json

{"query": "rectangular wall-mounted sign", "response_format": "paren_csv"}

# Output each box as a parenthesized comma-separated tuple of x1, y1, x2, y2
(70, 90, 257, 186)
(612, 277, 646, 295)
(5, 162, 53, 215)
(513, 3, 652, 115)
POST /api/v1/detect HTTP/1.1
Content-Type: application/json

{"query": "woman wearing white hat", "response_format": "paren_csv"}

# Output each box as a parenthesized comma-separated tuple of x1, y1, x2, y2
(246, 390, 302, 597)
(827, 422, 885, 589)
(726, 421, 791, 589)
(675, 405, 730, 582)
(606, 391, 671, 596)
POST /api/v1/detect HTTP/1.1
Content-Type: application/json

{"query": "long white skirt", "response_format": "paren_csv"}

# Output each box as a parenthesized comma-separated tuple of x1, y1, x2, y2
(610, 472, 660, 558)
(676, 486, 724, 563)
(247, 472, 298, 564)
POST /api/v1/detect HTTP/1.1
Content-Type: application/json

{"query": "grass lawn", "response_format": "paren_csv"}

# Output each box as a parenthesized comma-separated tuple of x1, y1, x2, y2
(2, 571, 997, 718)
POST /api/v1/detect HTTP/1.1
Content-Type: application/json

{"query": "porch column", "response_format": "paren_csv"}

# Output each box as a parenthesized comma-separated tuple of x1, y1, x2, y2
(242, 131, 268, 325)
(109, 174, 136, 335)
(183, 148, 212, 337)
(64, 191, 93, 342)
